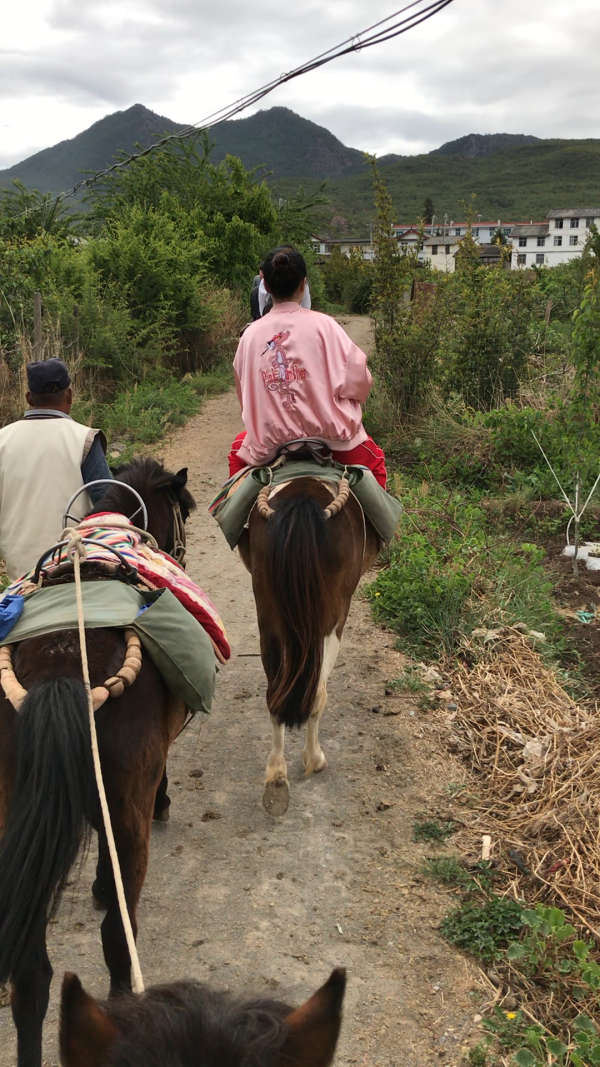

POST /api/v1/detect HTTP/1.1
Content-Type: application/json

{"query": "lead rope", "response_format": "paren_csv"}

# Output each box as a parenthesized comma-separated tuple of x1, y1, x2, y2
(68, 532, 145, 994)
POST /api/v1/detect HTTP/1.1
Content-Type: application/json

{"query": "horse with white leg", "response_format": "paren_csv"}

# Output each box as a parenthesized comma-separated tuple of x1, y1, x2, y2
(218, 244, 395, 813)
(237, 468, 380, 815)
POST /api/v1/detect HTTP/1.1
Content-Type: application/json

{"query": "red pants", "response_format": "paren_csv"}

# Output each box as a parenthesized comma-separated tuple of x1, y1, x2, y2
(228, 432, 387, 489)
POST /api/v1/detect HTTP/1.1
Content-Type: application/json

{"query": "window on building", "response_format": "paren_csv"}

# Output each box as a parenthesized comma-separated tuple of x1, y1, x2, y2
(431, 245, 438, 255)
(536, 253, 545, 265)
(554, 236, 562, 246)
(555, 218, 563, 229)
(586, 218, 595, 228)
(570, 218, 579, 228)
(454, 228, 461, 236)
(537, 237, 546, 247)
(517, 254, 526, 266)
(472, 227, 479, 237)
(570, 235, 578, 246)
(445, 244, 450, 254)
(519, 237, 527, 247)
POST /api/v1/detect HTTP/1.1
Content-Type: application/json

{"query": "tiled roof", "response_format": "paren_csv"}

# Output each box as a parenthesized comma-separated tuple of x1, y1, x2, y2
(547, 208, 600, 218)
(509, 224, 549, 238)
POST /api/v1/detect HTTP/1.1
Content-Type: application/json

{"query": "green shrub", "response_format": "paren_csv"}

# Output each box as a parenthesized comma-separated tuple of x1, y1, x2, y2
(441, 897, 525, 962)
(368, 481, 563, 660)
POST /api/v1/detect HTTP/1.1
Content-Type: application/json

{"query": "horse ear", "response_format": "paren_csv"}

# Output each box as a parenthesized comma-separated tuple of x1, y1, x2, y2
(60, 973, 120, 1067)
(174, 467, 188, 487)
(280, 968, 346, 1067)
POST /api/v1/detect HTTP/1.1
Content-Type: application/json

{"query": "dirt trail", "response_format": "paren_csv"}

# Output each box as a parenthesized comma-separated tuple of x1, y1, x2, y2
(0, 317, 480, 1066)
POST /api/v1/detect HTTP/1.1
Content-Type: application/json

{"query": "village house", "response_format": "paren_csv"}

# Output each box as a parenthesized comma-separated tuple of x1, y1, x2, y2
(510, 209, 600, 268)
(312, 235, 375, 260)
(313, 208, 599, 272)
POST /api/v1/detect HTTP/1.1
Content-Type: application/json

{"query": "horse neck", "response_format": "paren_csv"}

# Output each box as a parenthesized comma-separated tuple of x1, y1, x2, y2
(144, 492, 173, 552)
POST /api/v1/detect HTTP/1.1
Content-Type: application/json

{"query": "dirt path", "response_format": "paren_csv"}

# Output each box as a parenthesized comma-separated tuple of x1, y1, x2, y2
(0, 317, 480, 1065)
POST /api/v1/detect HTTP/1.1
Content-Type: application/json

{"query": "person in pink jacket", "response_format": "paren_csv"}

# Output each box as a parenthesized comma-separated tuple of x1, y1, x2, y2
(229, 245, 387, 487)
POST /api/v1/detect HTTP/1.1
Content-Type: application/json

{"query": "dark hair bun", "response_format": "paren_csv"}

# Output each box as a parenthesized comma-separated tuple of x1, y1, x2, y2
(262, 245, 307, 301)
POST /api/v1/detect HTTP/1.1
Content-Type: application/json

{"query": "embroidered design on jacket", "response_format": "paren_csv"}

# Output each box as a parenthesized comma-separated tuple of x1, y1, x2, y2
(260, 330, 307, 409)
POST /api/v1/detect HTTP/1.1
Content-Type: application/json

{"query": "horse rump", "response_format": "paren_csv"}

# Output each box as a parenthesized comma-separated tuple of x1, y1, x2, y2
(0, 677, 93, 982)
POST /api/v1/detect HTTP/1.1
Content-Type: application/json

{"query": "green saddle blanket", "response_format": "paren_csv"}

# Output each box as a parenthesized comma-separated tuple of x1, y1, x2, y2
(209, 459, 403, 549)
(3, 580, 215, 714)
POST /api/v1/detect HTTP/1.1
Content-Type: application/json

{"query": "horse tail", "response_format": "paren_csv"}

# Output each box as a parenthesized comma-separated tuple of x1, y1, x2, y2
(0, 678, 93, 981)
(265, 494, 334, 728)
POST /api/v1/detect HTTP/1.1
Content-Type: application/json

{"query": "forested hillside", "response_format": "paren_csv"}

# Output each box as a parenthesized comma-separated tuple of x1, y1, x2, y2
(1, 104, 599, 231)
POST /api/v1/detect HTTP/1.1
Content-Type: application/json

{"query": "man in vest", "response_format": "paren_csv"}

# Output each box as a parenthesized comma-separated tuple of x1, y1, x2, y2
(0, 358, 112, 581)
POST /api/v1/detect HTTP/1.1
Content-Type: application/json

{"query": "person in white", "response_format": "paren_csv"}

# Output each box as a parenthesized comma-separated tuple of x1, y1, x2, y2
(0, 358, 111, 580)
(258, 275, 311, 315)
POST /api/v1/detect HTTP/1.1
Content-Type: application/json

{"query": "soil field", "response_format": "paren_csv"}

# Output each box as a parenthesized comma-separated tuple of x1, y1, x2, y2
(0, 317, 481, 1066)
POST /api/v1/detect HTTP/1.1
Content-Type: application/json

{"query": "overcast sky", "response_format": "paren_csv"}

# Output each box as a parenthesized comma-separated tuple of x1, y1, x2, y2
(1, 0, 599, 170)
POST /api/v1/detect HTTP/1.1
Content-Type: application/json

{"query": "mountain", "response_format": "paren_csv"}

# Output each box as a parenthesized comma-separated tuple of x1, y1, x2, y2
(309, 137, 600, 229)
(434, 133, 540, 158)
(1, 104, 599, 232)
(0, 104, 365, 194)
(208, 107, 365, 178)
(0, 104, 187, 195)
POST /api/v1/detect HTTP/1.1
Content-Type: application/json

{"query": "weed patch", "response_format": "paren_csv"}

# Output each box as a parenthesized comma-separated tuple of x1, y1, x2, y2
(413, 818, 456, 843)
(73, 363, 232, 461)
(441, 896, 525, 962)
(368, 480, 565, 661)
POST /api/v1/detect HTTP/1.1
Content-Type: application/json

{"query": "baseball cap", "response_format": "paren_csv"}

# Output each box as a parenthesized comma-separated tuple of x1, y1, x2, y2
(26, 358, 71, 394)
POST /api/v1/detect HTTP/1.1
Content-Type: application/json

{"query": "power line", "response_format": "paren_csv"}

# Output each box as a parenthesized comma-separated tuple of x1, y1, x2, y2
(5, 0, 455, 220)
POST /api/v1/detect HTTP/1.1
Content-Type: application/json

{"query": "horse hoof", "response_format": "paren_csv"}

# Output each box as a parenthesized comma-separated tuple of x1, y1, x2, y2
(153, 806, 170, 823)
(303, 752, 327, 777)
(263, 778, 290, 816)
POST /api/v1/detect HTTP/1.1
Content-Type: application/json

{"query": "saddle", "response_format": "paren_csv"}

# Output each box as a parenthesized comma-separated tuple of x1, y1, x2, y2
(209, 453, 403, 549)
(271, 438, 334, 466)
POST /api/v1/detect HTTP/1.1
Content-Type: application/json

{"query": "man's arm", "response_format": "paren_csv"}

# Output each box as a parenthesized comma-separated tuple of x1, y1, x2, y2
(81, 435, 113, 504)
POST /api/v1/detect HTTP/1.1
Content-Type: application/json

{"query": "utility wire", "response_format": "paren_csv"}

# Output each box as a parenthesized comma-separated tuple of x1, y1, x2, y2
(6, 0, 455, 219)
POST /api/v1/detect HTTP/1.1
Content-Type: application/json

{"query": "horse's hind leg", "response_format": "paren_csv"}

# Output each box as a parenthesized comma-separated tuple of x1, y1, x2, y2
(263, 717, 290, 816)
(11, 921, 52, 1067)
(303, 630, 340, 777)
(99, 809, 151, 995)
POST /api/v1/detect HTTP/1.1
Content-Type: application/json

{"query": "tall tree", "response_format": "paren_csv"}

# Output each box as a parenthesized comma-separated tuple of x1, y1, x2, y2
(423, 197, 435, 224)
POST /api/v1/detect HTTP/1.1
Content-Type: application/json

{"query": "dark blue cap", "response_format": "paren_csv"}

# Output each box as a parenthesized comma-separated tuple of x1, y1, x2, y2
(26, 358, 71, 394)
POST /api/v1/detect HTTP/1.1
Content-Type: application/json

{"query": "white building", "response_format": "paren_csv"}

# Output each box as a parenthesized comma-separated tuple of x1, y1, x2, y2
(510, 209, 600, 268)
(312, 235, 375, 260)
(315, 208, 600, 272)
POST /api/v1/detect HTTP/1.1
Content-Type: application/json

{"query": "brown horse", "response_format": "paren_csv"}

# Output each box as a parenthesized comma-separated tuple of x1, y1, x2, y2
(238, 475, 379, 816)
(0, 458, 195, 1067)
(60, 966, 346, 1067)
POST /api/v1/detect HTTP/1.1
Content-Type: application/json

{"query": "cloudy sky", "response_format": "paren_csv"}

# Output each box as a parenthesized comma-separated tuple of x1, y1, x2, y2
(1, 0, 599, 170)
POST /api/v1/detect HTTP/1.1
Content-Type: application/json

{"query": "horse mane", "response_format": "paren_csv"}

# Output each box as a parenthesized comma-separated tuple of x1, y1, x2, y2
(104, 980, 291, 1067)
(96, 458, 195, 518)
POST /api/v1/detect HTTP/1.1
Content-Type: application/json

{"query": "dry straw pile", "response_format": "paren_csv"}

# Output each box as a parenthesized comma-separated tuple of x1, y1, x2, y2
(448, 628, 600, 937)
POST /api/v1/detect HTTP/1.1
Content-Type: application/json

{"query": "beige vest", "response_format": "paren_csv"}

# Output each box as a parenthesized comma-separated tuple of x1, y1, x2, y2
(0, 417, 98, 580)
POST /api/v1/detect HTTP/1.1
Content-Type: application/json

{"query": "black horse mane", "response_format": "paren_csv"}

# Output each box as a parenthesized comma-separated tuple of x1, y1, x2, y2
(96, 457, 195, 519)
(104, 980, 291, 1067)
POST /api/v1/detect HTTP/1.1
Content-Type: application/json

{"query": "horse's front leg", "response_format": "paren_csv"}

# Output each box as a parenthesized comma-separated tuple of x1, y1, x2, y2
(303, 630, 340, 777)
(11, 922, 52, 1067)
(263, 716, 290, 816)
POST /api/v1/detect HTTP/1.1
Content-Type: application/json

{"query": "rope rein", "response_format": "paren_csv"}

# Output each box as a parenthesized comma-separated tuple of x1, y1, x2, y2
(68, 531, 145, 993)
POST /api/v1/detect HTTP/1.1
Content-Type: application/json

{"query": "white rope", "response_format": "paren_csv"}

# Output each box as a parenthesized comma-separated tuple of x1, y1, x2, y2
(68, 533, 145, 994)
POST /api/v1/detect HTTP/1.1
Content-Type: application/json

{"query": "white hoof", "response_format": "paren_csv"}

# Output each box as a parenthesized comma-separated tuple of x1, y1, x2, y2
(303, 749, 327, 777)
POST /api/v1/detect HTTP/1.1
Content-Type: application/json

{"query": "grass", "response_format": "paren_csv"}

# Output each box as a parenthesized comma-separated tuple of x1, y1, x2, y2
(73, 361, 233, 462)
(413, 818, 457, 843)
(367, 478, 566, 664)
